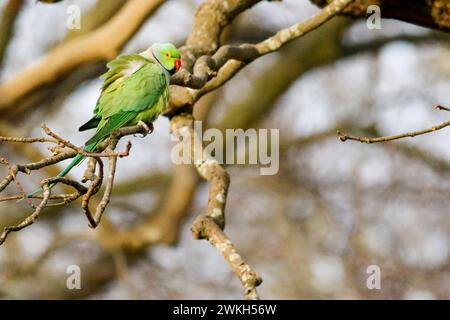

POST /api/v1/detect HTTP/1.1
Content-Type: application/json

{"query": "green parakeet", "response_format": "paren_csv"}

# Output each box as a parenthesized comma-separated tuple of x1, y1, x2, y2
(27, 43, 181, 198)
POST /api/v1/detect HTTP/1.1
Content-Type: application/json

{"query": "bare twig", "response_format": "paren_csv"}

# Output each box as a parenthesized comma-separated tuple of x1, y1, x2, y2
(338, 119, 450, 144)
(0, 122, 152, 244)
(170, 0, 354, 92)
(0, 123, 144, 201)
(82, 158, 104, 228)
(171, 114, 261, 299)
(92, 151, 117, 228)
(192, 217, 262, 300)
(0, 194, 74, 202)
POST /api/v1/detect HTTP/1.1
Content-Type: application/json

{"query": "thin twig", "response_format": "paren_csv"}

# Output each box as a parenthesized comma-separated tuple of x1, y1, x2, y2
(0, 194, 74, 202)
(42, 124, 133, 158)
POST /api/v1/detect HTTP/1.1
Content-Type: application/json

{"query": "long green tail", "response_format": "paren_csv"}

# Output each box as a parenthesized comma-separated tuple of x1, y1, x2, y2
(25, 142, 97, 198)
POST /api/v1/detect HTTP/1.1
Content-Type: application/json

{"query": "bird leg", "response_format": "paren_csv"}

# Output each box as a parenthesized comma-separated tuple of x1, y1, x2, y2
(136, 121, 153, 137)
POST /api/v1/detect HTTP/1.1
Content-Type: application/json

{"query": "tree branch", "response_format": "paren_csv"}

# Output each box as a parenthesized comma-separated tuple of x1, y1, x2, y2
(0, 0, 359, 299)
(338, 106, 450, 144)
(0, 183, 50, 245)
(0, 122, 151, 244)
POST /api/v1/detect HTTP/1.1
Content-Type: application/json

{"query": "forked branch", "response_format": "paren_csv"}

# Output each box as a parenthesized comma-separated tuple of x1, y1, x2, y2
(170, 114, 262, 300)
(0, 122, 151, 244)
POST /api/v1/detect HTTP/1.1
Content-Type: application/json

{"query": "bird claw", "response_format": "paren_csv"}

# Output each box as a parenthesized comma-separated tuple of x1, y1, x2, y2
(137, 121, 153, 137)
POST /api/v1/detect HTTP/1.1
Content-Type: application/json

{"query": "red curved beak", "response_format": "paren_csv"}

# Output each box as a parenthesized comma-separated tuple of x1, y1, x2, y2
(175, 58, 182, 72)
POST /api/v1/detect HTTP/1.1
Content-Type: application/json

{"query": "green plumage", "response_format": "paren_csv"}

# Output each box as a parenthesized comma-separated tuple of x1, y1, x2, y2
(83, 54, 169, 146)
(26, 43, 179, 199)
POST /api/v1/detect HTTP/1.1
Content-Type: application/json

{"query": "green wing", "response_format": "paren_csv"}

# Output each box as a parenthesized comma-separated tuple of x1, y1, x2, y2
(80, 54, 149, 131)
(96, 61, 167, 118)
(83, 54, 169, 146)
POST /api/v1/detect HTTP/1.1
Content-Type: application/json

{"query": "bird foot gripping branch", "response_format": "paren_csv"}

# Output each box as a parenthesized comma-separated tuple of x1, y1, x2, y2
(136, 120, 154, 137)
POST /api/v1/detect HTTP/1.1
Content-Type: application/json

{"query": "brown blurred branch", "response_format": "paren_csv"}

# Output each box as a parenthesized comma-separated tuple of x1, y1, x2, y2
(81, 158, 104, 227)
(0, 0, 23, 67)
(310, 0, 450, 33)
(169, 0, 355, 110)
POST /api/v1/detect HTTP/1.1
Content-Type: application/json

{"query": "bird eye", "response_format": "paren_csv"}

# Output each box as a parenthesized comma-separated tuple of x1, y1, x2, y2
(165, 52, 170, 58)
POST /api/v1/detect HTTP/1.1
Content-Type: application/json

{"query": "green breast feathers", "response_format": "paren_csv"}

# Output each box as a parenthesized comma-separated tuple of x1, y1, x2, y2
(79, 53, 170, 145)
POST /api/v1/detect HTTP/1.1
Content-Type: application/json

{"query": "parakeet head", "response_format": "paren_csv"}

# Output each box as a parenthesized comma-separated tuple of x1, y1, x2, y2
(151, 43, 182, 75)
